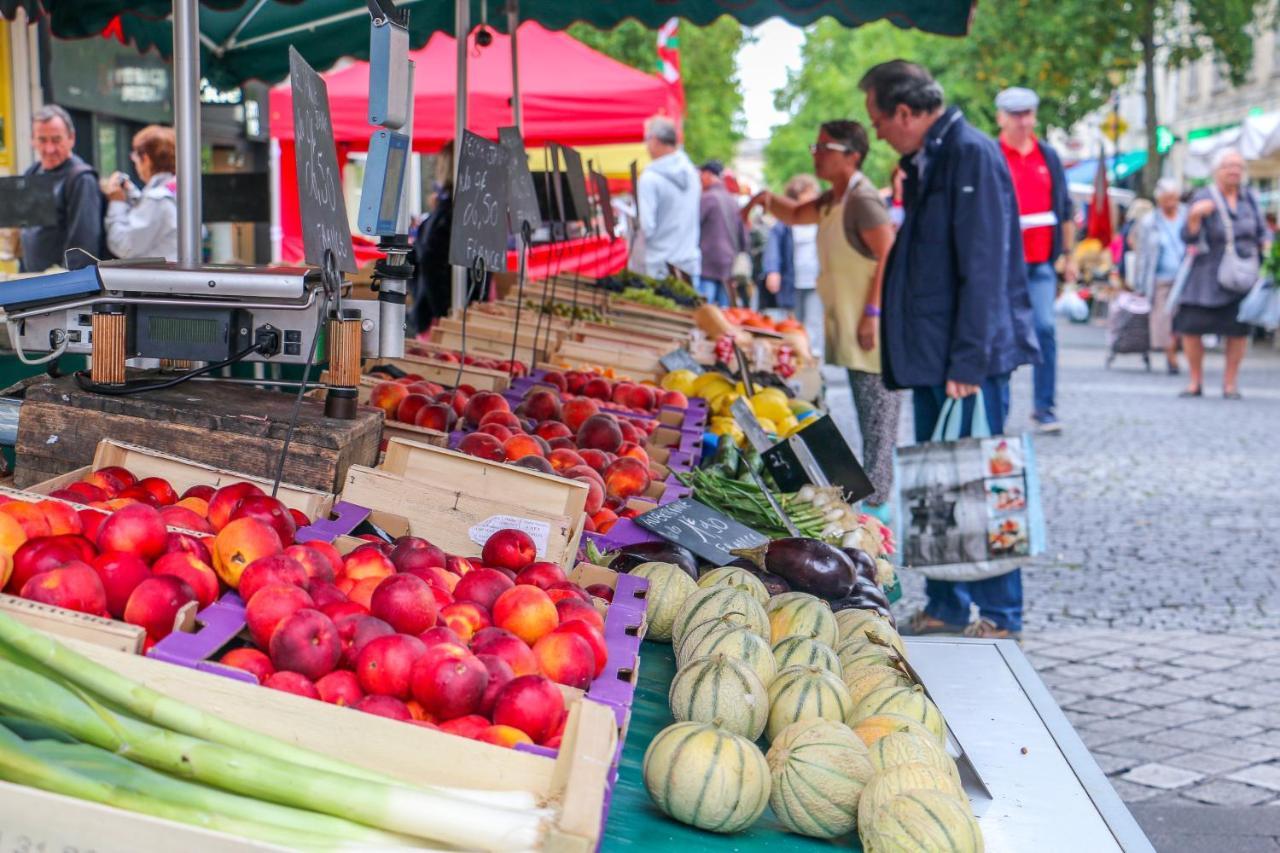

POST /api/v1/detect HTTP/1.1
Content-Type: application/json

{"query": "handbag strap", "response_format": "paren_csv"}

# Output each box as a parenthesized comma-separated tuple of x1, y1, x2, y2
(1208, 185, 1237, 252)
(929, 389, 992, 442)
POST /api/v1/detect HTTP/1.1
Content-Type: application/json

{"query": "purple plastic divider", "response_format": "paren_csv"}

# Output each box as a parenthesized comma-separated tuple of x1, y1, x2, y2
(663, 449, 694, 473)
(677, 430, 703, 458)
(658, 478, 692, 505)
(447, 429, 466, 449)
(579, 519, 660, 552)
(585, 574, 646, 713)
(294, 501, 370, 544)
(148, 592, 255, 683)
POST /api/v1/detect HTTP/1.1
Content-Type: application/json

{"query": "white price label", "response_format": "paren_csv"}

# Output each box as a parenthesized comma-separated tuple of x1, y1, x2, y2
(469, 515, 551, 558)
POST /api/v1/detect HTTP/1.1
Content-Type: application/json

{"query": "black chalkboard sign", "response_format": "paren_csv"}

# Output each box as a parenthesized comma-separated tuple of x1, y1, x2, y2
(659, 348, 703, 374)
(289, 47, 357, 273)
(498, 126, 542, 235)
(763, 415, 874, 503)
(636, 498, 769, 565)
(558, 145, 591, 224)
(591, 169, 616, 236)
(449, 130, 510, 272)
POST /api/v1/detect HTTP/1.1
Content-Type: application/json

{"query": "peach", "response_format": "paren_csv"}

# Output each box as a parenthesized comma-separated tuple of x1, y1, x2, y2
(321, 600, 367, 621)
(181, 484, 216, 502)
(410, 649, 488, 720)
(0, 502, 52, 539)
(457, 432, 506, 461)
(660, 389, 689, 409)
(9, 535, 98, 594)
(512, 455, 555, 475)
(514, 561, 566, 590)
(369, 380, 410, 418)
(220, 647, 274, 683)
(556, 597, 605, 633)
(545, 581, 591, 605)
(548, 448, 585, 474)
(351, 694, 409, 719)
(269, 608, 341, 681)
(477, 653, 516, 715)
(282, 544, 336, 584)
(479, 410, 523, 431)
(341, 546, 396, 582)
(540, 371, 567, 391)
(316, 670, 364, 706)
(561, 398, 600, 432)
(573, 476, 604, 516)
(92, 504, 168, 563)
(477, 423, 513, 442)
(502, 433, 544, 461)
(388, 537, 447, 573)
(438, 714, 491, 739)
(520, 389, 562, 424)
(446, 555, 477, 577)
(123, 575, 196, 642)
(553, 619, 608, 677)
(603, 456, 652, 500)
(165, 532, 213, 565)
(439, 601, 491, 641)
(609, 381, 634, 406)
(403, 565, 459, 595)
(419, 624, 464, 647)
(492, 585, 559, 645)
(462, 391, 510, 428)
(592, 508, 618, 533)
(90, 552, 153, 618)
(205, 482, 264, 532)
(452, 567, 515, 611)
(434, 389, 470, 418)
(151, 551, 220, 609)
(413, 403, 457, 432)
(0, 512, 27, 561)
(563, 464, 604, 490)
(307, 581, 346, 609)
(345, 576, 384, 610)
(136, 477, 179, 507)
(245, 583, 313, 649)
(576, 414, 623, 453)
(481, 529, 537, 572)
(335, 613, 396, 668)
(532, 630, 596, 689)
(229, 495, 296, 547)
(238, 554, 308, 603)
(534, 420, 573, 441)
(492, 675, 565, 743)
(64, 481, 110, 503)
(212, 518, 282, 590)
(577, 448, 610, 474)
(621, 444, 650, 466)
(585, 583, 614, 602)
(300, 540, 344, 577)
(159, 505, 214, 534)
(355, 633, 426, 699)
(36, 500, 83, 536)
(470, 626, 539, 676)
(87, 466, 136, 496)
(582, 377, 612, 400)
(288, 509, 311, 529)
(395, 393, 433, 424)
(370, 574, 438, 635)
(263, 671, 320, 700)
(20, 561, 109, 617)
(77, 510, 107, 545)
(626, 384, 657, 411)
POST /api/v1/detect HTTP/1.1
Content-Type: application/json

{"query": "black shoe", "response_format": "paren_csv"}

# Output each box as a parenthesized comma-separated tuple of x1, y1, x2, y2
(1167, 364, 1180, 375)
(1179, 387, 1202, 398)
(1224, 390, 1243, 400)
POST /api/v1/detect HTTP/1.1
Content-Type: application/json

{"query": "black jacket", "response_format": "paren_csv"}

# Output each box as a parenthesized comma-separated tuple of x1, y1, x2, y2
(20, 155, 105, 271)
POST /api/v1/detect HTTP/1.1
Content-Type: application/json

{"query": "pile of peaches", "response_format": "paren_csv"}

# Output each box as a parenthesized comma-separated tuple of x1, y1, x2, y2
(220, 527, 610, 750)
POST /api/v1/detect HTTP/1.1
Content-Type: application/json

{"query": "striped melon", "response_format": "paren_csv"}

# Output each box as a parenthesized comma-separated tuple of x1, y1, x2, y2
(771, 636, 840, 676)
(838, 636, 901, 676)
(852, 714, 940, 749)
(857, 762, 966, 829)
(844, 665, 914, 708)
(838, 618, 907, 657)
(766, 719, 874, 838)
(642, 721, 771, 833)
(669, 654, 770, 740)
(697, 566, 770, 605)
(765, 665, 854, 742)
(764, 591, 822, 615)
(678, 619, 778, 687)
(628, 561, 699, 643)
(767, 593, 839, 647)
(850, 685, 946, 741)
(835, 607, 892, 643)
(861, 789, 983, 853)
(671, 586, 770, 650)
(868, 731, 963, 788)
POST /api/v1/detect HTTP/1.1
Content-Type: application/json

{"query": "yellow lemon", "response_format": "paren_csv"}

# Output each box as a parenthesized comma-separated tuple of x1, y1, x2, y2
(778, 416, 802, 437)
(661, 370, 698, 394)
(757, 418, 778, 435)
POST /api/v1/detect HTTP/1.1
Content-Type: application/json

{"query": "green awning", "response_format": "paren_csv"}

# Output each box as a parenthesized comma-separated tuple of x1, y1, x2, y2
(2, 0, 974, 88)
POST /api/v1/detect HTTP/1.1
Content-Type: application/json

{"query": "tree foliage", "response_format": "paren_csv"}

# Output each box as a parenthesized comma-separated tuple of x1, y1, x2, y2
(568, 18, 746, 164)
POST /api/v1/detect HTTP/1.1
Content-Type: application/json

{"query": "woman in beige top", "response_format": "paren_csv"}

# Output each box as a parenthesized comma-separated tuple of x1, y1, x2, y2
(744, 120, 901, 514)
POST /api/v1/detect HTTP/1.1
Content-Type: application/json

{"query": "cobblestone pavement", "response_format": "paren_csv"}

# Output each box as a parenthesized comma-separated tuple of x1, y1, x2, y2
(827, 321, 1280, 815)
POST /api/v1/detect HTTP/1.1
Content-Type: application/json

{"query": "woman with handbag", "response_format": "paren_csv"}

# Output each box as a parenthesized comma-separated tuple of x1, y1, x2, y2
(1175, 149, 1267, 399)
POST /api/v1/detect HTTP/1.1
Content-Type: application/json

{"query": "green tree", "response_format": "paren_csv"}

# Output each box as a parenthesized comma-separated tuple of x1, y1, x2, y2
(568, 18, 746, 164)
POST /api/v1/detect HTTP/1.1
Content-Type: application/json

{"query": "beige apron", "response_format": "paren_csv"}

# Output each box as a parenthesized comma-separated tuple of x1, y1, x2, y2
(816, 175, 881, 374)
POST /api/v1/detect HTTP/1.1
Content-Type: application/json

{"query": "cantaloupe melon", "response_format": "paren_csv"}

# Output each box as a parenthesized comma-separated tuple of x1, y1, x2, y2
(835, 607, 892, 643)
(678, 618, 778, 687)
(838, 617, 907, 657)
(844, 665, 914, 708)
(696, 566, 770, 605)
(838, 635, 901, 676)
(850, 684, 946, 741)
(852, 713, 939, 748)
(771, 636, 841, 676)
(671, 586, 770, 650)
(669, 653, 770, 740)
(868, 730, 962, 787)
(766, 719, 874, 838)
(858, 762, 965, 826)
(765, 664, 854, 741)
(628, 561, 698, 643)
(642, 721, 771, 833)
(860, 789, 983, 853)
(766, 593, 839, 647)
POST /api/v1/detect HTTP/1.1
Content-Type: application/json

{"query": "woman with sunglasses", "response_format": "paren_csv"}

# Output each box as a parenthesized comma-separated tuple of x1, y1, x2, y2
(102, 124, 178, 261)
(743, 120, 902, 520)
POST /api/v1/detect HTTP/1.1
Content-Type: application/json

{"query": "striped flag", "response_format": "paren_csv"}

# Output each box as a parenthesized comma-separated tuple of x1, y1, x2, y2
(1085, 144, 1113, 246)
(655, 18, 686, 125)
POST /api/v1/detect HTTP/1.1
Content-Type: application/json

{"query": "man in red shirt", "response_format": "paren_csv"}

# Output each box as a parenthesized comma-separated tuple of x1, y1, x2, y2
(996, 87, 1076, 433)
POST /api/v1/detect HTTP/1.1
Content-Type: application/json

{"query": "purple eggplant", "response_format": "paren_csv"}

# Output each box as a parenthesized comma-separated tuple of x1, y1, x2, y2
(842, 547, 879, 585)
(829, 594, 896, 626)
(732, 537, 857, 599)
(725, 558, 792, 596)
(606, 541, 699, 580)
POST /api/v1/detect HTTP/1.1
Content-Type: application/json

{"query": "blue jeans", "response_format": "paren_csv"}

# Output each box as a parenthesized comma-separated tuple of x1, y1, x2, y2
(697, 276, 729, 308)
(1025, 262, 1058, 417)
(912, 374, 1023, 632)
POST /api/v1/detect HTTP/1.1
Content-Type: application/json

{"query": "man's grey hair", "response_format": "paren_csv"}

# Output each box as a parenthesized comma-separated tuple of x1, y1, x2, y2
(1154, 177, 1180, 198)
(1211, 147, 1245, 173)
(33, 104, 75, 136)
(646, 116, 678, 147)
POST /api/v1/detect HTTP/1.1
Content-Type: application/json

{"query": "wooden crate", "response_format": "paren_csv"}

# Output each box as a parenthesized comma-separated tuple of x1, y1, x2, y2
(0, 637, 618, 852)
(344, 438, 588, 569)
(26, 439, 336, 520)
(370, 351, 513, 392)
(15, 376, 381, 493)
(309, 375, 451, 450)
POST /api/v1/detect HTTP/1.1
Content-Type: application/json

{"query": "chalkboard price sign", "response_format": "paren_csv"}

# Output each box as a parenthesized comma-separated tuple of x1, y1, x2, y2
(659, 348, 703, 374)
(449, 130, 510, 272)
(635, 498, 768, 565)
(558, 145, 591, 224)
(289, 47, 357, 274)
(763, 414, 875, 503)
(498, 126, 542, 236)
(591, 169, 616, 236)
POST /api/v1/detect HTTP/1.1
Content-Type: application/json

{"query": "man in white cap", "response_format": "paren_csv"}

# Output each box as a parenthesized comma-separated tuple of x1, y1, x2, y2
(996, 86, 1075, 434)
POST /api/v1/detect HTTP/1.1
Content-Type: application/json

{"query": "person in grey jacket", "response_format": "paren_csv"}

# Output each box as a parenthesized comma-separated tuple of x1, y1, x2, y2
(636, 116, 701, 281)
(1132, 179, 1185, 374)
(103, 124, 178, 262)
(19, 104, 104, 271)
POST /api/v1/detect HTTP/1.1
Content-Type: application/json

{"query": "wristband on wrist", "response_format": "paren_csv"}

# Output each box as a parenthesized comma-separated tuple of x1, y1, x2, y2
(863, 304, 881, 317)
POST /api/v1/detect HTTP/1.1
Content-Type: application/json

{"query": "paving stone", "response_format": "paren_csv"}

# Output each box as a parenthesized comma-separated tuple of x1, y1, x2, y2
(1228, 764, 1280, 793)
(1164, 751, 1256, 776)
(1107, 778, 1163, 803)
(1145, 729, 1230, 751)
(1134, 708, 1204, 728)
(1207, 742, 1280, 763)
(1162, 680, 1228, 699)
(1093, 738, 1188, 762)
(1182, 780, 1278, 806)
(1182, 719, 1265, 738)
(1065, 697, 1147, 719)
(1090, 751, 1142, 775)
(1122, 688, 1192, 708)
(1123, 763, 1205, 789)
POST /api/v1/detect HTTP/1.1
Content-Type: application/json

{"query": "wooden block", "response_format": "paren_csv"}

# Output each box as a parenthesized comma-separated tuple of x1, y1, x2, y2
(14, 376, 380, 493)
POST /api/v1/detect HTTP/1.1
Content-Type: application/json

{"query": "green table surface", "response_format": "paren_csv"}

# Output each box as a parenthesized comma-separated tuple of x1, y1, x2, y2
(601, 639, 860, 851)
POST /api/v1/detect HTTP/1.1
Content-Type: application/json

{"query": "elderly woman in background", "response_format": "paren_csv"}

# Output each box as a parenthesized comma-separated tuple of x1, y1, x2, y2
(1134, 179, 1186, 374)
(102, 125, 177, 261)
(1175, 150, 1266, 399)
(761, 174, 822, 344)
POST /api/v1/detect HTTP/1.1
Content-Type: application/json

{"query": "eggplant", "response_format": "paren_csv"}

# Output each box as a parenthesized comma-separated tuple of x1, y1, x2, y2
(733, 537, 857, 600)
(852, 577, 891, 609)
(842, 547, 879, 585)
(724, 558, 791, 596)
(605, 541, 699, 580)
(829, 595, 896, 626)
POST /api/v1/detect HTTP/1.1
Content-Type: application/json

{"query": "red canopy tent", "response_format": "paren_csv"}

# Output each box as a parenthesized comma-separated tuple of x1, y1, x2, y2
(269, 23, 675, 270)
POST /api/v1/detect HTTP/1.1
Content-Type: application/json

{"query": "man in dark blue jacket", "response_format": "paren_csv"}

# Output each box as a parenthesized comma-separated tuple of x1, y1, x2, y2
(859, 60, 1039, 639)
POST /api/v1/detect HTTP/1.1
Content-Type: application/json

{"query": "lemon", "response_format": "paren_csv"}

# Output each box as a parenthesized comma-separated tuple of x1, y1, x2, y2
(692, 373, 733, 397)
(756, 417, 778, 435)
(777, 416, 802, 437)
(750, 392, 792, 423)
(787, 398, 817, 416)
(661, 369, 698, 394)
